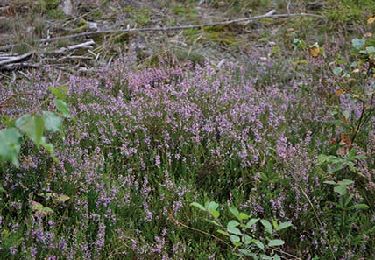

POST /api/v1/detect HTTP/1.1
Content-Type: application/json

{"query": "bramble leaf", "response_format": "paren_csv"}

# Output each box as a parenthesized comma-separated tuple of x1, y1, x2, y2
(0, 128, 22, 166)
(268, 239, 285, 247)
(43, 111, 62, 132)
(16, 114, 45, 145)
(55, 100, 70, 118)
(260, 220, 273, 235)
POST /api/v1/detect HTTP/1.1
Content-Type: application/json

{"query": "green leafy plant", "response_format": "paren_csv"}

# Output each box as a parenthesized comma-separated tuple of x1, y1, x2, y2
(317, 149, 365, 174)
(0, 86, 69, 166)
(191, 201, 293, 259)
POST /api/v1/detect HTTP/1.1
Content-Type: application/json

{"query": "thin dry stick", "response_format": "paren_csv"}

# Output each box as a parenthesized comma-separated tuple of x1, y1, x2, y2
(299, 186, 336, 259)
(168, 212, 231, 247)
(273, 248, 301, 260)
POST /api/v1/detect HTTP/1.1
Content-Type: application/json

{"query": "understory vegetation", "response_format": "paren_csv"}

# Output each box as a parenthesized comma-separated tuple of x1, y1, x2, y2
(0, 0, 374, 259)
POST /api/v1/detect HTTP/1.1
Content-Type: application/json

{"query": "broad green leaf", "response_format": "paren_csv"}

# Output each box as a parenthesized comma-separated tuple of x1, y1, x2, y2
(328, 163, 346, 173)
(260, 219, 273, 235)
(237, 249, 255, 257)
(42, 111, 62, 132)
(190, 202, 206, 211)
(238, 213, 250, 221)
(42, 142, 54, 154)
(245, 218, 259, 228)
(227, 220, 240, 228)
(278, 221, 293, 230)
(338, 179, 354, 186)
(229, 206, 240, 217)
(229, 206, 250, 221)
(217, 229, 229, 236)
(227, 226, 242, 235)
(242, 234, 252, 244)
(253, 240, 265, 250)
(207, 201, 218, 209)
(0, 128, 22, 166)
(268, 239, 285, 247)
(352, 204, 369, 210)
(55, 100, 70, 117)
(208, 209, 220, 218)
(334, 185, 347, 196)
(49, 86, 68, 100)
(16, 114, 45, 145)
(229, 235, 241, 244)
(351, 39, 365, 50)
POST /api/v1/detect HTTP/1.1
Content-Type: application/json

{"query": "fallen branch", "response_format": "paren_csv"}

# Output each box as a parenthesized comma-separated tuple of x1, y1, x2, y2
(0, 53, 32, 66)
(0, 40, 96, 71)
(46, 39, 96, 54)
(0, 62, 39, 71)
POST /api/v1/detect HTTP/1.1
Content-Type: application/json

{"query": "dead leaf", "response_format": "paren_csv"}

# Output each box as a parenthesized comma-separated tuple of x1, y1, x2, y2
(352, 68, 360, 73)
(367, 16, 375, 25)
(336, 133, 352, 156)
(308, 43, 321, 58)
(340, 133, 352, 146)
(335, 89, 345, 96)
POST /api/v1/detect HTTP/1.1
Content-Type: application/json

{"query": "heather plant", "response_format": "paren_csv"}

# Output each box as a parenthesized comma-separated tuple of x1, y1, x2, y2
(0, 30, 374, 260)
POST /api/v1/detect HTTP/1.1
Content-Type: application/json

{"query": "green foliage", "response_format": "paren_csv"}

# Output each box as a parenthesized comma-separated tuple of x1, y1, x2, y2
(191, 201, 293, 258)
(317, 149, 365, 174)
(0, 86, 68, 166)
(0, 128, 22, 166)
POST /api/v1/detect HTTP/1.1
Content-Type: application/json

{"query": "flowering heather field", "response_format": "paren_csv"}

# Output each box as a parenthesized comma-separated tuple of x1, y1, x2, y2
(0, 1, 375, 259)
(1, 42, 374, 258)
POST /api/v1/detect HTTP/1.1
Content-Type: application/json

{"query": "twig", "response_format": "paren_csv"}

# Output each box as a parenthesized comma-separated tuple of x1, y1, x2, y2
(273, 248, 301, 259)
(167, 211, 231, 247)
(351, 101, 366, 144)
(299, 186, 336, 259)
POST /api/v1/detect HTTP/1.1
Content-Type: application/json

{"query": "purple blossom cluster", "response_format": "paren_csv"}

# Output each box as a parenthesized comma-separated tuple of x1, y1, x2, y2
(0, 52, 373, 258)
